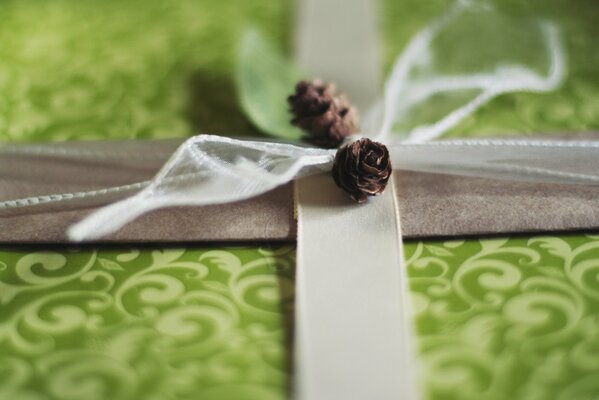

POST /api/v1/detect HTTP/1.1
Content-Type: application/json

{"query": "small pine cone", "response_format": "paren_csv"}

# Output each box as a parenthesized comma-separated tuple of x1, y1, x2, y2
(288, 80, 358, 148)
(332, 138, 392, 203)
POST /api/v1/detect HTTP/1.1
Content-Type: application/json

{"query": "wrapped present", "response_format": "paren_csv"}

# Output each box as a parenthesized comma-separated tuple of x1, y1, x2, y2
(1, 0, 598, 399)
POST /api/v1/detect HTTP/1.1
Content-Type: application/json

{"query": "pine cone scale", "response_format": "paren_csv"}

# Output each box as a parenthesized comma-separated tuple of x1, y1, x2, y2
(332, 138, 392, 202)
(288, 80, 358, 148)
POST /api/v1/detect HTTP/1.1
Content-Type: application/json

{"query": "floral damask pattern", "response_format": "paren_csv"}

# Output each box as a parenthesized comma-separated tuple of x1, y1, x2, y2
(0, 247, 295, 400)
(404, 236, 599, 400)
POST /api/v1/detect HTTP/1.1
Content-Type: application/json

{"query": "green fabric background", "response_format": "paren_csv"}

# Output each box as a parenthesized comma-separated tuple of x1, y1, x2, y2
(1, 0, 598, 399)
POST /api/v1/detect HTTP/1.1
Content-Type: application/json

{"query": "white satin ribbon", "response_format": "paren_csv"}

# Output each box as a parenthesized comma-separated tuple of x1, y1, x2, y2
(294, 0, 418, 398)
(296, 174, 417, 400)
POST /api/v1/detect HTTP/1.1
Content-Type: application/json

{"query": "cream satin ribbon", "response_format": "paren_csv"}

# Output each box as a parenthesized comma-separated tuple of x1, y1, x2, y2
(295, 0, 419, 399)
(296, 174, 417, 400)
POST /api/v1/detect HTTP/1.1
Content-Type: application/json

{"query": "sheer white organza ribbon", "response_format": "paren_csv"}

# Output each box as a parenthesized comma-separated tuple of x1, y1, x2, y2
(66, 2, 581, 241)
(2, 2, 591, 242)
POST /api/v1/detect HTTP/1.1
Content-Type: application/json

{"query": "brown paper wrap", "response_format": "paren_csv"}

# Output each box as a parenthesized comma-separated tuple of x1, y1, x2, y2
(1, 138, 598, 243)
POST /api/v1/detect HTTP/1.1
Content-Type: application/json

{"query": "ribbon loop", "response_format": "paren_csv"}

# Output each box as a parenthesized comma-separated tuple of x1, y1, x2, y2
(68, 135, 333, 241)
(368, 2, 565, 143)
(0, 1, 579, 242)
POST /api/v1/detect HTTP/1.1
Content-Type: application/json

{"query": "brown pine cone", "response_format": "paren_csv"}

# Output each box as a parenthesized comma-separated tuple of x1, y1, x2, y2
(288, 80, 357, 148)
(331, 138, 392, 203)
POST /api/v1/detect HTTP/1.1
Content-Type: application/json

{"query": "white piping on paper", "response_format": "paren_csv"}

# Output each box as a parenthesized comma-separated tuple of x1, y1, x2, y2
(4, 135, 597, 211)
(0, 143, 174, 160)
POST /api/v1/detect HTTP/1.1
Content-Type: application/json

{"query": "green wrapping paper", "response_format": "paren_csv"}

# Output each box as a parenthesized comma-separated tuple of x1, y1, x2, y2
(1, 0, 599, 399)
(404, 236, 599, 399)
(0, 246, 295, 399)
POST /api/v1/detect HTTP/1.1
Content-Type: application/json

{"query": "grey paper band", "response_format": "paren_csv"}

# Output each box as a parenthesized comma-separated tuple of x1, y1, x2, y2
(0, 139, 295, 243)
(1, 137, 599, 242)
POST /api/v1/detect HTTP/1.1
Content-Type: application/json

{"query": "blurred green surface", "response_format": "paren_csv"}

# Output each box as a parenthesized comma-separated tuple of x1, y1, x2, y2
(380, 0, 599, 137)
(0, 0, 290, 142)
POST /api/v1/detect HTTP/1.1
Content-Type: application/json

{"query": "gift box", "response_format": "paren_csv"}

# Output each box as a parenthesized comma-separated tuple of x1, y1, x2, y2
(1, 0, 598, 399)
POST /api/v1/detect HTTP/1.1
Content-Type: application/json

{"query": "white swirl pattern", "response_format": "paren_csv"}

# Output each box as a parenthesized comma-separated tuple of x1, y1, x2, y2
(1, 238, 598, 399)
(404, 234, 599, 400)
(0, 246, 295, 400)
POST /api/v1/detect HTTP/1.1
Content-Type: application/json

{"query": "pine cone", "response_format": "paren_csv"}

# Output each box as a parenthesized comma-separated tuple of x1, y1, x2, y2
(288, 80, 357, 148)
(331, 138, 392, 203)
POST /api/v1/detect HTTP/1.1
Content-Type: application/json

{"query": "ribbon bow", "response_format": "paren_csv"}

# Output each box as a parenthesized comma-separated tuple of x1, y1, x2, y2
(62, 3, 592, 242)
